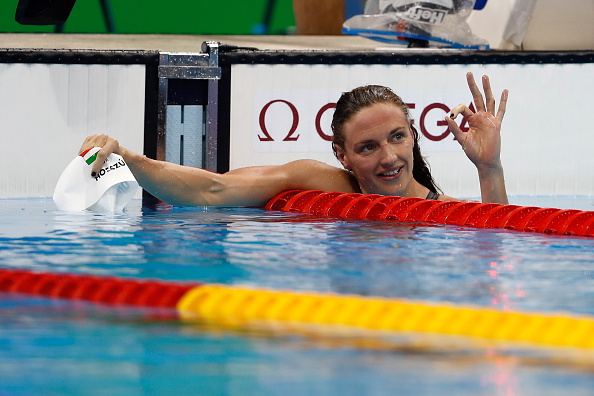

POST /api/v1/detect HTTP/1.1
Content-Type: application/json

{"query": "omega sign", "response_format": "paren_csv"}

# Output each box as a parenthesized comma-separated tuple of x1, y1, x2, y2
(256, 98, 475, 149)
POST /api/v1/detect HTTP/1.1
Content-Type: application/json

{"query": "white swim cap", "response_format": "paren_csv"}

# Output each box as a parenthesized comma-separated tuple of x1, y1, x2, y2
(53, 147, 139, 212)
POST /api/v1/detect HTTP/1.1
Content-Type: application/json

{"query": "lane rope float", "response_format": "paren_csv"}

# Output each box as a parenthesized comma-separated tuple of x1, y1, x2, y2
(2, 268, 594, 351)
(265, 190, 594, 237)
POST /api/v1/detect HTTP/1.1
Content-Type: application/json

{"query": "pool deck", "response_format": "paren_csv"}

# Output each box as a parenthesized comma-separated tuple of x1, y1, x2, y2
(0, 33, 399, 52)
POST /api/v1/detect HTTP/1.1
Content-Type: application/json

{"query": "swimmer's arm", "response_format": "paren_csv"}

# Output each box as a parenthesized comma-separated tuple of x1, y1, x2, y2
(476, 161, 508, 205)
(81, 135, 356, 207)
(218, 160, 358, 206)
(120, 148, 231, 206)
(124, 154, 356, 207)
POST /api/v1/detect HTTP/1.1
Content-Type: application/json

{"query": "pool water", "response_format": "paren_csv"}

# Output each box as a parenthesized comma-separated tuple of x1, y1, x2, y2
(1, 197, 594, 395)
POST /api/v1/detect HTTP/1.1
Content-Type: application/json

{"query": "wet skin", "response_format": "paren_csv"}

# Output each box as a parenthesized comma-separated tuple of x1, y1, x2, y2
(334, 102, 428, 198)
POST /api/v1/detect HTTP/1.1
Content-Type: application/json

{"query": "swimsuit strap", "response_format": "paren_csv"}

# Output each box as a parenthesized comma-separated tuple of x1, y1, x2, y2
(426, 191, 440, 200)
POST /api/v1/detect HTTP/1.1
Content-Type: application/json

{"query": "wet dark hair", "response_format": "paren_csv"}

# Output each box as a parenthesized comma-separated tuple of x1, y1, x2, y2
(331, 85, 441, 194)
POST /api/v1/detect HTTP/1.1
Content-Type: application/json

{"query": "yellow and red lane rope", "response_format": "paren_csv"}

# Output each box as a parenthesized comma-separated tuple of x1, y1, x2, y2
(2, 268, 594, 351)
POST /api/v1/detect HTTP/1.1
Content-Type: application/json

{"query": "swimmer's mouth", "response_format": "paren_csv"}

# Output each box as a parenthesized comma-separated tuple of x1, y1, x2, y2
(378, 166, 403, 177)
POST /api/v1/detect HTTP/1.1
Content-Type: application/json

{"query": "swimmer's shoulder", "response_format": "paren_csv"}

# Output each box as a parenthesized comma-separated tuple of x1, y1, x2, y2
(437, 193, 455, 201)
(282, 159, 360, 193)
(437, 194, 476, 202)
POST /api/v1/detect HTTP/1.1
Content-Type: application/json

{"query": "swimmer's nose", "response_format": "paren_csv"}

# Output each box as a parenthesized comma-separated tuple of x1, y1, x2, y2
(378, 143, 398, 167)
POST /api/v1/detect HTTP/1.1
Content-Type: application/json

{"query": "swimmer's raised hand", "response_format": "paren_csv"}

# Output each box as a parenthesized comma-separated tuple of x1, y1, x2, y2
(445, 72, 509, 204)
(445, 72, 508, 170)
(79, 134, 123, 177)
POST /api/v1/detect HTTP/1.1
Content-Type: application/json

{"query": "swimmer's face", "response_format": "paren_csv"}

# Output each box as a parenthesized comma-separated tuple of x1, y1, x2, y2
(335, 102, 417, 196)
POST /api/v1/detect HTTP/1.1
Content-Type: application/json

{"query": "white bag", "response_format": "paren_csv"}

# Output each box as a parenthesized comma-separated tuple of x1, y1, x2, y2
(53, 147, 139, 212)
(344, 0, 488, 49)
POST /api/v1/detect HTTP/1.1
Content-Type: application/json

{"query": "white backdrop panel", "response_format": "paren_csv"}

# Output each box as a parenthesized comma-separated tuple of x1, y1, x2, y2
(230, 63, 594, 198)
(0, 63, 145, 198)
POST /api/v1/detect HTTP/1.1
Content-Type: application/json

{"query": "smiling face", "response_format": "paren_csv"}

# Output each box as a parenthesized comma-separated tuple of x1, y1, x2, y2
(334, 102, 425, 197)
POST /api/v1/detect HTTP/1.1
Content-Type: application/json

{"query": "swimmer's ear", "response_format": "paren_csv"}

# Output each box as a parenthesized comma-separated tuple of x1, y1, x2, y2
(334, 145, 351, 171)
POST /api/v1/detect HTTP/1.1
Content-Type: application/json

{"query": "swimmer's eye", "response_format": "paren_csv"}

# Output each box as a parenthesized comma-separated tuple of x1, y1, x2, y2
(356, 141, 381, 154)
(390, 131, 406, 142)
(360, 144, 376, 153)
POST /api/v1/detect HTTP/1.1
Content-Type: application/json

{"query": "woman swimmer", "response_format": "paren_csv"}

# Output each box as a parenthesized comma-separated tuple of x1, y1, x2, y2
(80, 72, 508, 207)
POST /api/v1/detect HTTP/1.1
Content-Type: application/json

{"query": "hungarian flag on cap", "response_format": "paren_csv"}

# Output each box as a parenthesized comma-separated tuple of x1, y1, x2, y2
(80, 148, 99, 165)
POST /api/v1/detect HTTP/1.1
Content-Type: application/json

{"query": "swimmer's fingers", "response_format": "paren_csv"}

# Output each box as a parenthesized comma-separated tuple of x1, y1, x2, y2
(448, 103, 474, 121)
(445, 116, 464, 146)
(496, 89, 509, 122)
(481, 75, 496, 115)
(79, 134, 120, 176)
(466, 72, 486, 113)
(79, 134, 102, 155)
(445, 104, 472, 145)
(446, 104, 477, 146)
(482, 74, 509, 121)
